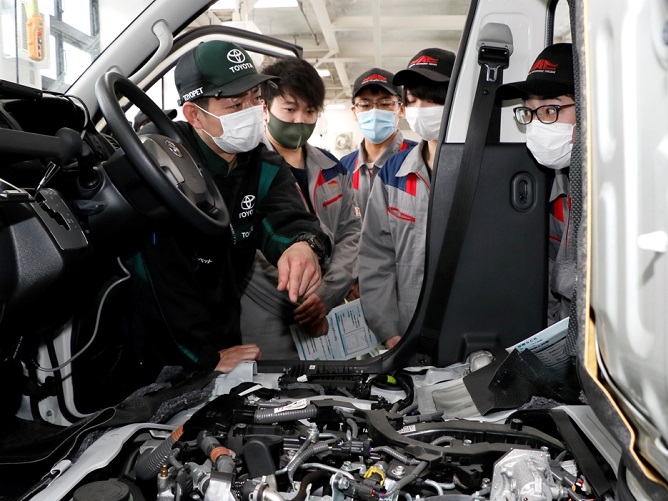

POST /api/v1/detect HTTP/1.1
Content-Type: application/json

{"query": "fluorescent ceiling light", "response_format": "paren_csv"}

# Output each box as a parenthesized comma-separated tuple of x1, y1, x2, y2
(255, 0, 298, 8)
(317, 69, 331, 78)
(326, 103, 347, 110)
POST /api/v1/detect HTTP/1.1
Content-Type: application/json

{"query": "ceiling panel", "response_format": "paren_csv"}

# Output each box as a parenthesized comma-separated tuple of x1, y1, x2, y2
(198, 0, 471, 105)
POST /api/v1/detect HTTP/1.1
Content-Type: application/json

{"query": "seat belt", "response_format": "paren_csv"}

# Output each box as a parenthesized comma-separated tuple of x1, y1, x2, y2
(419, 23, 513, 357)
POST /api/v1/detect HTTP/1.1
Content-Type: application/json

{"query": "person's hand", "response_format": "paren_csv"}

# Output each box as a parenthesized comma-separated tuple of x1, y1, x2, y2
(214, 344, 261, 373)
(384, 336, 401, 350)
(306, 317, 329, 337)
(277, 241, 322, 303)
(294, 294, 327, 326)
(346, 282, 360, 301)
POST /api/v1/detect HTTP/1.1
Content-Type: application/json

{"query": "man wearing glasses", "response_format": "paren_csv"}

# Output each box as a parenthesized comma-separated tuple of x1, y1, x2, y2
(497, 43, 576, 324)
(340, 68, 417, 219)
(340, 69, 417, 302)
(124, 41, 330, 385)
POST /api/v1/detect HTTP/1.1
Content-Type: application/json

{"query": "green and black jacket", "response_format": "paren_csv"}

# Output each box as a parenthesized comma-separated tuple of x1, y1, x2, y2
(124, 121, 329, 377)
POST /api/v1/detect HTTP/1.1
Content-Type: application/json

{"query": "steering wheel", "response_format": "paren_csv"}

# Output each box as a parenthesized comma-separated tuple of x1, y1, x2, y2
(95, 71, 229, 234)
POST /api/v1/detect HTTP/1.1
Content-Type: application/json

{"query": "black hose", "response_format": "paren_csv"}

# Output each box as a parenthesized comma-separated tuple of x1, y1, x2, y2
(254, 404, 318, 423)
(286, 442, 330, 480)
(346, 417, 359, 438)
(429, 435, 454, 446)
(388, 461, 428, 493)
(371, 446, 420, 465)
(134, 424, 184, 481)
(291, 470, 331, 501)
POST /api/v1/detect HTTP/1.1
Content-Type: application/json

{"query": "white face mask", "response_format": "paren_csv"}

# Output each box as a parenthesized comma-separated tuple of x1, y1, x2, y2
(196, 104, 265, 154)
(405, 105, 444, 141)
(525, 121, 574, 170)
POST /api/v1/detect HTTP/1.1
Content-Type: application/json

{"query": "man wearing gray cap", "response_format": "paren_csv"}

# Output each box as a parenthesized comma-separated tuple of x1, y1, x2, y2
(125, 41, 330, 383)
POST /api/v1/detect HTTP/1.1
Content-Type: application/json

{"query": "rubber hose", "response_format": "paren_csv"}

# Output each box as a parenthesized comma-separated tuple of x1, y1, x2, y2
(346, 417, 359, 439)
(291, 470, 330, 501)
(134, 424, 184, 481)
(254, 404, 318, 423)
(286, 442, 330, 479)
(371, 446, 420, 465)
(388, 461, 428, 493)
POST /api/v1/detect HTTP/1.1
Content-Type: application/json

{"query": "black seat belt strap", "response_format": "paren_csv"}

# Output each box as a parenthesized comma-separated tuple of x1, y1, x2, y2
(419, 25, 512, 356)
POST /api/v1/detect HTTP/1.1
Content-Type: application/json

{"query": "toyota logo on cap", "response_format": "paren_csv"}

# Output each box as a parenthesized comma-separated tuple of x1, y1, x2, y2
(241, 195, 255, 210)
(227, 49, 246, 64)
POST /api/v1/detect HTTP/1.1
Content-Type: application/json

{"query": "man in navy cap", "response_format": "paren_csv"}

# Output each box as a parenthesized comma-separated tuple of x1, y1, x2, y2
(498, 43, 576, 324)
(123, 41, 331, 384)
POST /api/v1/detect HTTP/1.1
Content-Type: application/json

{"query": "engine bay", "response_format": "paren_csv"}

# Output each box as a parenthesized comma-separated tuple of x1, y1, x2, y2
(37, 367, 617, 501)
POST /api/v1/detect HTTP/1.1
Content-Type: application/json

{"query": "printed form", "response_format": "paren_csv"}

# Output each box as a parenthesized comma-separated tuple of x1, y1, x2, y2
(290, 299, 380, 360)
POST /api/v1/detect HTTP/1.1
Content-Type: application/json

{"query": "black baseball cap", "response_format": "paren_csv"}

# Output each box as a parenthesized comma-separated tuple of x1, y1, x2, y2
(352, 68, 401, 98)
(497, 43, 574, 100)
(393, 48, 456, 85)
(175, 40, 279, 105)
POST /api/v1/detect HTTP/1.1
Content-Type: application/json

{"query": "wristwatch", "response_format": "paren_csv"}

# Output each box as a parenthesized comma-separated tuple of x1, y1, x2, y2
(294, 233, 330, 264)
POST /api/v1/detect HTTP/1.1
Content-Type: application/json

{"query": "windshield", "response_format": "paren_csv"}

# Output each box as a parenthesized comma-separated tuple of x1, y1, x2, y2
(0, 0, 154, 92)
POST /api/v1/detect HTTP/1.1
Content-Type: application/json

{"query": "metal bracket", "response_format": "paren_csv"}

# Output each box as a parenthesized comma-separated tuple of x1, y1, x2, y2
(476, 23, 514, 83)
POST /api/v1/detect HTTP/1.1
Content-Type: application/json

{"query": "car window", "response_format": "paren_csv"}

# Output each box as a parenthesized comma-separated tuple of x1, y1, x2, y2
(0, 0, 155, 92)
(553, 0, 572, 44)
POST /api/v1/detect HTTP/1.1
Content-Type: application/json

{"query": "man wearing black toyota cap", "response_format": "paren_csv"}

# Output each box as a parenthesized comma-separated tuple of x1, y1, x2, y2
(358, 48, 455, 349)
(340, 68, 416, 220)
(124, 41, 331, 384)
(497, 43, 575, 324)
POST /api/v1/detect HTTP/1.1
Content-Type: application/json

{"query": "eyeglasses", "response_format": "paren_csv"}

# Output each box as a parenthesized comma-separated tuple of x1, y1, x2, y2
(513, 103, 575, 125)
(354, 99, 401, 111)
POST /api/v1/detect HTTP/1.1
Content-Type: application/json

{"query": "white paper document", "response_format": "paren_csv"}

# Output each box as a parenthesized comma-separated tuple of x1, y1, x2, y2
(507, 317, 570, 378)
(290, 299, 380, 360)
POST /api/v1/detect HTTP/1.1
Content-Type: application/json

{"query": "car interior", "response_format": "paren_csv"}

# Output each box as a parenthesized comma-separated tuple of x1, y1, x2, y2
(0, 0, 667, 500)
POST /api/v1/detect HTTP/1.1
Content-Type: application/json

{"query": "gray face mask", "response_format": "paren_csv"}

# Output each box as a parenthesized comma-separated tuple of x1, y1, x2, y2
(197, 104, 265, 154)
(525, 121, 574, 169)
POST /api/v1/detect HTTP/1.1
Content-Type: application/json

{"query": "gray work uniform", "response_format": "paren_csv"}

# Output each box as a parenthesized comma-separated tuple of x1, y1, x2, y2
(548, 169, 574, 324)
(358, 141, 431, 343)
(340, 132, 416, 219)
(240, 142, 361, 358)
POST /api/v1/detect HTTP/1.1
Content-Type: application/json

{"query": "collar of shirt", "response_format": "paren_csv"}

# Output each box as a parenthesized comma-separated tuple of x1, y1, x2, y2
(355, 131, 402, 172)
(396, 140, 429, 178)
(550, 169, 570, 203)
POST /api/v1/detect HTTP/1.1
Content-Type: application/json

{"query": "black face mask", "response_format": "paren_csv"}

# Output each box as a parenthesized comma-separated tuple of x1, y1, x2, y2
(266, 110, 317, 151)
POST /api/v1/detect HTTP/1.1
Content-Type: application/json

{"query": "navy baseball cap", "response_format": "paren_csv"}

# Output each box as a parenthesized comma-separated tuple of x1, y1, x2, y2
(497, 43, 574, 100)
(175, 40, 279, 105)
(352, 68, 401, 98)
(394, 48, 456, 85)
